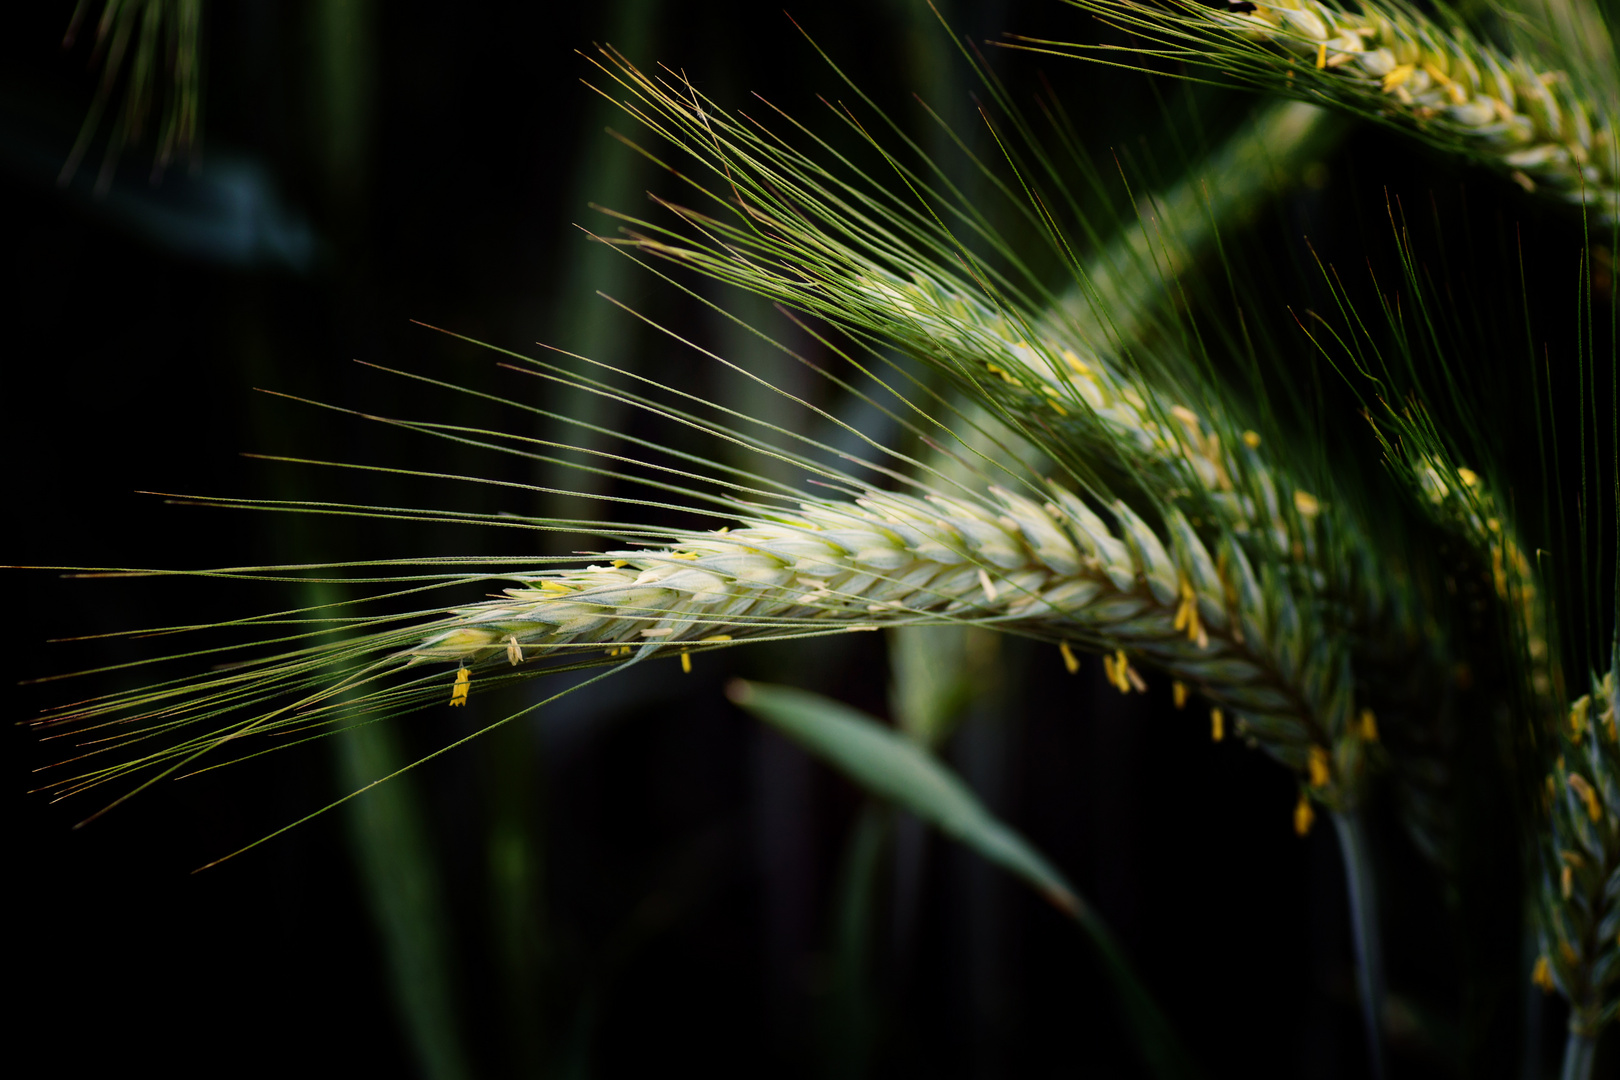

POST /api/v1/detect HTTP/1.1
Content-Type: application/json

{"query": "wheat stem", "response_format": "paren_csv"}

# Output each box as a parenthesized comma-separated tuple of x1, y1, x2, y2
(1332, 809, 1388, 1080)
(1560, 1029, 1599, 1080)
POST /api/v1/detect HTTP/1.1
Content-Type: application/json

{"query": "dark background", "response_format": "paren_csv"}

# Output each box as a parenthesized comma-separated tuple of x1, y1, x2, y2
(4, 2, 1599, 1077)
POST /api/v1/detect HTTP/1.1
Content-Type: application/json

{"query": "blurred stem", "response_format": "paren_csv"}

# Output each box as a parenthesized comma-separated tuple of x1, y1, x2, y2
(335, 703, 472, 1080)
(824, 803, 893, 1080)
(1560, 1030, 1598, 1080)
(1332, 810, 1388, 1080)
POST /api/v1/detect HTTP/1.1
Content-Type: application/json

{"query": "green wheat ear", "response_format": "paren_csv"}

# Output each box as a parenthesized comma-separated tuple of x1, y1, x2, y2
(1535, 638, 1620, 1048)
(59, 0, 203, 191)
(1022, 0, 1620, 218)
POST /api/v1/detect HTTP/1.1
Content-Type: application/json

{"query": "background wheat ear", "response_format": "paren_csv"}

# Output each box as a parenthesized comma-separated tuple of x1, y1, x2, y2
(1028, 0, 1620, 218)
(57, 0, 203, 191)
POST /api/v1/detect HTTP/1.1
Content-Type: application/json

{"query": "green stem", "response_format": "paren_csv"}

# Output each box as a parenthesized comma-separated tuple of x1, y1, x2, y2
(1332, 810, 1388, 1080)
(1560, 1029, 1598, 1080)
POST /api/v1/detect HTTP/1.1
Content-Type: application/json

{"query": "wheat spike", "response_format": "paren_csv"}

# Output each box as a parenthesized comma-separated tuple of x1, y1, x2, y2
(1043, 0, 1620, 217)
(1536, 645, 1620, 1038)
(413, 477, 1371, 801)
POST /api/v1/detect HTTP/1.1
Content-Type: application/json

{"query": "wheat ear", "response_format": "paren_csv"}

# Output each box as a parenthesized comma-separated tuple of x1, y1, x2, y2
(416, 478, 1378, 803)
(1535, 644, 1620, 1044)
(1037, 0, 1620, 216)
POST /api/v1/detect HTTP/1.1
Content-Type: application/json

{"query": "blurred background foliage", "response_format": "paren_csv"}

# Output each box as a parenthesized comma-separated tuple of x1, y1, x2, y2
(6, 1, 1607, 1077)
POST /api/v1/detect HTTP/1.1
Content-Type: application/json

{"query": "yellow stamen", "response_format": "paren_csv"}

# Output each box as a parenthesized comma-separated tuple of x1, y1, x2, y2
(1561, 863, 1573, 900)
(1456, 467, 1478, 487)
(1061, 348, 1090, 375)
(1293, 490, 1321, 517)
(680, 651, 692, 674)
(1241, 430, 1262, 449)
(1315, 42, 1327, 69)
(449, 667, 471, 707)
(1294, 793, 1315, 837)
(505, 635, 523, 667)
(1210, 707, 1225, 742)
(539, 580, 572, 595)
(1104, 650, 1133, 694)
(1172, 579, 1205, 648)
(1307, 746, 1331, 788)
(1567, 773, 1603, 822)
(1172, 680, 1188, 709)
(1570, 695, 1591, 740)
(1382, 63, 1415, 92)
(700, 634, 733, 643)
(1060, 641, 1080, 675)
(1358, 708, 1379, 742)
(1532, 955, 1555, 992)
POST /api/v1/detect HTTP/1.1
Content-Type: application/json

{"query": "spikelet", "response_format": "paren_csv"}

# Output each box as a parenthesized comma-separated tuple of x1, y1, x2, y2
(1054, 0, 1620, 218)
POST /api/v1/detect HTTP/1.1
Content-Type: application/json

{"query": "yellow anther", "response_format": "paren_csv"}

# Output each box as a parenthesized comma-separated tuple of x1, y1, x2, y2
(612, 559, 629, 568)
(1210, 708, 1225, 742)
(539, 580, 572, 595)
(1315, 42, 1327, 69)
(1567, 773, 1604, 822)
(1060, 641, 1080, 675)
(1241, 430, 1262, 449)
(1294, 792, 1315, 837)
(505, 635, 523, 667)
(1570, 695, 1591, 740)
(700, 634, 733, 643)
(1293, 490, 1321, 517)
(1061, 348, 1090, 375)
(1381, 64, 1415, 92)
(1307, 746, 1331, 788)
(680, 651, 692, 674)
(1532, 956, 1555, 993)
(1561, 862, 1573, 899)
(1358, 708, 1379, 742)
(449, 667, 471, 707)
(1172, 580, 1207, 649)
(669, 551, 699, 560)
(1104, 650, 1133, 694)
(1457, 467, 1478, 487)
(1172, 680, 1188, 709)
